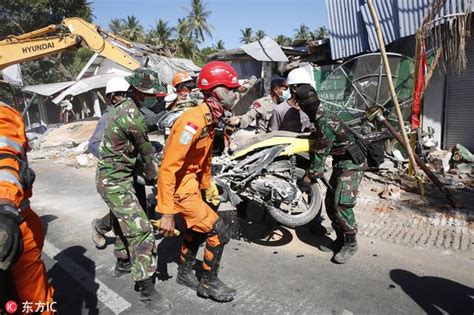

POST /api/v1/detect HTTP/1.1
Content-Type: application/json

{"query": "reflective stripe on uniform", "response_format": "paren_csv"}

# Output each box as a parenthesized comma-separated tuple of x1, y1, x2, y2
(0, 170, 23, 188)
(0, 136, 24, 155)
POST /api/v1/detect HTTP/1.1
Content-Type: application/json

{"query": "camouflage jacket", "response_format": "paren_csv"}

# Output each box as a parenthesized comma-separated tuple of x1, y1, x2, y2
(239, 95, 277, 133)
(97, 98, 158, 184)
(309, 108, 362, 177)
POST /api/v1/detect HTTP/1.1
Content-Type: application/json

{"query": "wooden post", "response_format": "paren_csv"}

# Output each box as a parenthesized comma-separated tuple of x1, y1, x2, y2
(367, 0, 423, 190)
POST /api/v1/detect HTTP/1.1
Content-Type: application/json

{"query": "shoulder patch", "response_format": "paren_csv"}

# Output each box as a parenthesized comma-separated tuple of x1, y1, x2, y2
(204, 112, 212, 124)
(180, 130, 193, 145)
(184, 122, 198, 135)
(253, 102, 261, 109)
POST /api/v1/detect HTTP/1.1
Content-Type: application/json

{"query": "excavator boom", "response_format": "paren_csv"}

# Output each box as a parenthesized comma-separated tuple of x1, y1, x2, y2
(0, 17, 140, 71)
(0, 35, 81, 69)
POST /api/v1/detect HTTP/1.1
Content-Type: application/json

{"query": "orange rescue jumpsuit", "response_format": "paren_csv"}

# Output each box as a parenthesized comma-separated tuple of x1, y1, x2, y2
(157, 103, 221, 271)
(0, 102, 54, 312)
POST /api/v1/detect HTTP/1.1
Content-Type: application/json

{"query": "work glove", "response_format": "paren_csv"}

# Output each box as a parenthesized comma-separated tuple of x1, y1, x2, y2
(204, 181, 220, 207)
(0, 205, 23, 271)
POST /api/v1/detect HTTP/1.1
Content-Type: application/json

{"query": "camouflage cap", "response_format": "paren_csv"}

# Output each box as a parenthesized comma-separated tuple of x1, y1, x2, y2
(125, 68, 166, 94)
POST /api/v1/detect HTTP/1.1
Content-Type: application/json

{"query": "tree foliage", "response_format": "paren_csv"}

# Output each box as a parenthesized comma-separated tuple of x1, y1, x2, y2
(184, 0, 213, 42)
(1, 0, 330, 84)
(255, 30, 266, 40)
(240, 27, 254, 44)
(0, 0, 94, 85)
(120, 15, 145, 42)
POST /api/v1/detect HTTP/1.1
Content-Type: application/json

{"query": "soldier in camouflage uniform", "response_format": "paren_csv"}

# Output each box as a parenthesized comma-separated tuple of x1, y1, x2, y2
(295, 85, 365, 264)
(96, 68, 172, 312)
(228, 77, 289, 133)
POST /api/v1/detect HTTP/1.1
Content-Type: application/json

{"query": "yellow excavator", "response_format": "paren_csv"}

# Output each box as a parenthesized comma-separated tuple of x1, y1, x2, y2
(0, 17, 140, 71)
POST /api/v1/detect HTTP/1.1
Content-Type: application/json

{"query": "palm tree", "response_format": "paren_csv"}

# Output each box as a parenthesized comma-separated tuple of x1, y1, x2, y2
(184, 0, 213, 42)
(313, 26, 328, 39)
(174, 18, 198, 59)
(121, 15, 144, 42)
(240, 27, 254, 44)
(274, 34, 292, 46)
(294, 23, 312, 39)
(108, 18, 123, 35)
(148, 19, 176, 53)
(214, 40, 225, 51)
(255, 30, 266, 40)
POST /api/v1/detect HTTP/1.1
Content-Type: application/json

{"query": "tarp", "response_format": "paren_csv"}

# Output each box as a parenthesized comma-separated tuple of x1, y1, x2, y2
(52, 73, 121, 104)
(23, 81, 76, 96)
(240, 37, 288, 62)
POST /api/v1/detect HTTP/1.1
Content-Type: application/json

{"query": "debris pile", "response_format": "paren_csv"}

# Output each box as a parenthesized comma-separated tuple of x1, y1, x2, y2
(28, 121, 98, 168)
(362, 142, 474, 212)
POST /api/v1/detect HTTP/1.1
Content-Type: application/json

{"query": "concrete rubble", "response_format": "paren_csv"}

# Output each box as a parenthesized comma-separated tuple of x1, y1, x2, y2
(28, 120, 98, 168)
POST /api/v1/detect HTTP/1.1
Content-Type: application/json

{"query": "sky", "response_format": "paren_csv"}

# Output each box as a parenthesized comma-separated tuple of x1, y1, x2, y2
(91, 0, 328, 49)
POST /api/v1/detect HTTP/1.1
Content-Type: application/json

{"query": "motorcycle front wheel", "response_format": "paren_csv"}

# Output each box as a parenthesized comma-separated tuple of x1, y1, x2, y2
(268, 181, 323, 228)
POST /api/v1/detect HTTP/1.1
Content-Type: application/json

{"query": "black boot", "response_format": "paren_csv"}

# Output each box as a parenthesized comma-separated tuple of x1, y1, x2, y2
(319, 226, 343, 253)
(176, 252, 199, 290)
(198, 271, 237, 302)
(196, 238, 236, 302)
(114, 259, 132, 277)
(177, 232, 203, 290)
(333, 234, 358, 264)
(136, 278, 172, 313)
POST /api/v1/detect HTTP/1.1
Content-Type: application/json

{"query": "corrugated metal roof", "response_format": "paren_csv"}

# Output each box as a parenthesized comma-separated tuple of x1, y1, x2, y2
(326, 0, 472, 60)
(23, 81, 76, 96)
(326, 0, 369, 60)
(240, 37, 289, 62)
(52, 73, 120, 104)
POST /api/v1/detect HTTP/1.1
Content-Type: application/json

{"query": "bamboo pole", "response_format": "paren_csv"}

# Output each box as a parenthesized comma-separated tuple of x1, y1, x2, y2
(367, 0, 423, 189)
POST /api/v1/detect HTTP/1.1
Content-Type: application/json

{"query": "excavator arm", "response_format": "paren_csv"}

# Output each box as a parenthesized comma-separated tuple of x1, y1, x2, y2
(0, 17, 140, 71)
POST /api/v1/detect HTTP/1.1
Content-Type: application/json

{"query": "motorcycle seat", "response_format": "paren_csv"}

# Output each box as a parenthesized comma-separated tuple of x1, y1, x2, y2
(231, 130, 313, 153)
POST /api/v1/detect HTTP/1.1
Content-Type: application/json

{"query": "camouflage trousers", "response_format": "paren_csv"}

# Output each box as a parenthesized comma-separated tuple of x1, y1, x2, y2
(96, 178, 156, 282)
(325, 167, 364, 234)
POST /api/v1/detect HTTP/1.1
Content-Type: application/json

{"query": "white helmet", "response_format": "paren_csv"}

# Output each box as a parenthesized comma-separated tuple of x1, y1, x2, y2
(105, 77, 130, 95)
(287, 68, 313, 85)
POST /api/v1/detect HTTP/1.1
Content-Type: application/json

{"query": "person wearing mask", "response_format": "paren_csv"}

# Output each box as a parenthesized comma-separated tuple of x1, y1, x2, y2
(0, 102, 54, 313)
(267, 68, 312, 133)
(90, 77, 152, 278)
(96, 68, 172, 312)
(157, 61, 239, 302)
(228, 76, 289, 133)
(296, 85, 365, 264)
(167, 71, 202, 110)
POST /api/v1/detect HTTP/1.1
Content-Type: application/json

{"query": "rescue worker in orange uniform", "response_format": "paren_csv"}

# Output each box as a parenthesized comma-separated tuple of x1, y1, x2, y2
(0, 102, 54, 312)
(166, 71, 203, 110)
(157, 61, 239, 302)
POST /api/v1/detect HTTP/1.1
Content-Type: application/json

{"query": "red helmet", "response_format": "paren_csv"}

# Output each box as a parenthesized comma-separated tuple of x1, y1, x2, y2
(197, 61, 240, 91)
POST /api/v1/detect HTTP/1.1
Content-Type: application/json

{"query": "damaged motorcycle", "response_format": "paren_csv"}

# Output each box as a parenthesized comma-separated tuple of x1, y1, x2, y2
(156, 110, 323, 228)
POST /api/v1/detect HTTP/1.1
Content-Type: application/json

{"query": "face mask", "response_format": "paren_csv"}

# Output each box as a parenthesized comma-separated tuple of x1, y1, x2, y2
(141, 95, 157, 109)
(301, 101, 320, 123)
(280, 89, 291, 102)
(221, 90, 237, 110)
(212, 86, 237, 111)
